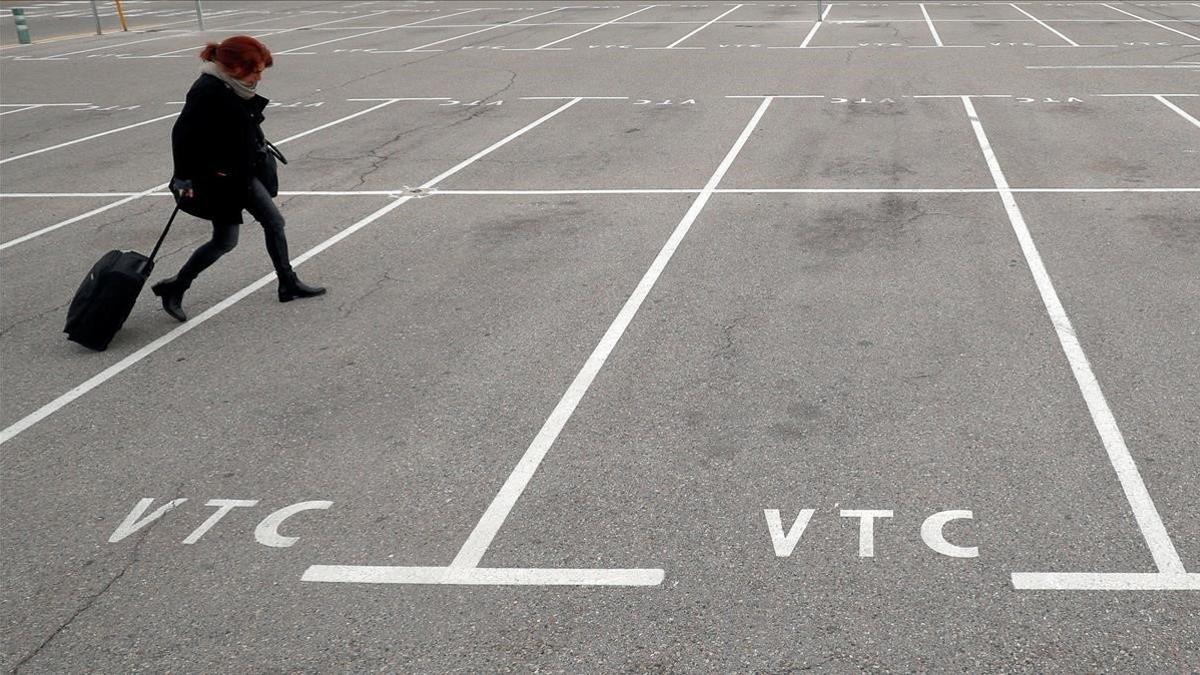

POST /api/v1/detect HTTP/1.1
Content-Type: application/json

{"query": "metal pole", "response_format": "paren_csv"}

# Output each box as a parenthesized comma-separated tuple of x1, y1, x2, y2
(817, 0, 824, 22)
(194, 0, 204, 31)
(113, 0, 128, 32)
(90, 0, 103, 34)
(12, 8, 32, 44)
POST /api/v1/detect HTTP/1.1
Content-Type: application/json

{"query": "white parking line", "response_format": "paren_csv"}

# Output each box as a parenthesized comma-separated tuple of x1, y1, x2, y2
(302, 566, 663, 586)
(0, 112, 179, 166)
(0, 98, 579, 449)
(0, 103, 91, 107)
(1151, 94, 1200, 129)
(1012, 573, 1199, 590)
(1100, 3, 1200, 41)
(5, 187, 1200, 199)
(799, 2, 833, 48)
(0, 105, 44, 117)
(1097, 93, 1200, 97)
(665, 4, 743, 49)
(1027, 65, 1200, 69)
(1010, 3, 1078, 46)
(961, 96, 1189, 585)
(919, 4, 943, 47)
(428, 188, 694, 195)
(1, 193, 158, 197)
(198, 18, 1200, 26)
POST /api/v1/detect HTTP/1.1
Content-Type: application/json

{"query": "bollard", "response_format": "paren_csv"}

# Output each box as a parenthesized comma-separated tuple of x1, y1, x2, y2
(89, 0, 102, 34)
(12, 8, 32, 44)
(114, 0, 128, 32)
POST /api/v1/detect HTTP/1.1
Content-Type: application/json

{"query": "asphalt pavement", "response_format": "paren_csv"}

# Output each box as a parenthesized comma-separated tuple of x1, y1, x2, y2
(2, 1, 1198, 671)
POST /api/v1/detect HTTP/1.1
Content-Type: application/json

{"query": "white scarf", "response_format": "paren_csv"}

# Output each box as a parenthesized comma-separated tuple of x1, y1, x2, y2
(200, 61, 258, 100)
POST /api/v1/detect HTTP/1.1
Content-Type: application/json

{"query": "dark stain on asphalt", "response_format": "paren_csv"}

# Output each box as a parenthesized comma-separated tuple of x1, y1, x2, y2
(468, 208, 592, 253)
(1088, 156, 1149, 181)
(787, 400, 825, 423)
(1045, 103, 1096, 116)
(846, 103, 908, 117)
(820, 158, 917, 178)
(1141, 213, 1199, 251)
(790, 195, 928, 254)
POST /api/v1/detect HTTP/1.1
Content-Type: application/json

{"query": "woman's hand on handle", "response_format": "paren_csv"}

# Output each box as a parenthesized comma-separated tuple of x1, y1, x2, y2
(171, 178, 195, 199)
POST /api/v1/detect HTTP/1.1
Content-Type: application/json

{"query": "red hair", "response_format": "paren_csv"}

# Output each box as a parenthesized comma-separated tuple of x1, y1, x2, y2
(199, 35, 273, 79)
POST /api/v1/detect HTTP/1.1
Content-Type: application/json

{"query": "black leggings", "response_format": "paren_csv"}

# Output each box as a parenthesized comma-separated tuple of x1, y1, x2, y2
(176, 177, 292, 286)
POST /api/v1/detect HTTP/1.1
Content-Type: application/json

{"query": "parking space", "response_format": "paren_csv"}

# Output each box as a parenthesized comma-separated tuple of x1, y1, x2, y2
(1126, 1, 1200, 19)
(683, 19, 817, 48)
(935, 17, 1069, 46)
(828, 3, 928, 21)
(1009, 3, 1126, 20)
(0, 195, 134, 249)
(2, 1, 1199, 671)
(435, 99, 753, 190)
(716, 3, 820, 22)
(1017, 193, 1200, 566)
(924, 3, 1028, 21)
(0, 104, 176, 162)
(1055, 19, 1200, 45)
(971, 95, 1200, 187)
(277, 99, 578, 191)
(0, 191, 685, 587)
(721, 97, 993, 189)
(810, 19, 939, 47)
(488, 191, 1158, 576)
(0, 119, 173, 194)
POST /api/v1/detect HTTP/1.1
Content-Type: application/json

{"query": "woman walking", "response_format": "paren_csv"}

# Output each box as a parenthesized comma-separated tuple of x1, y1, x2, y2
(152, 35, 324, 322)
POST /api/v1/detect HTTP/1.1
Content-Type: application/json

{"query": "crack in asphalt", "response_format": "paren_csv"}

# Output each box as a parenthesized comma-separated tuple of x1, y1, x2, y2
(1116, 0, 1200, 30)
(94, 200, 158, 234)
(12, 484, 185, 673)
(353, 143, 391, 190)
(443, 68, 517, 130)
(0, 300, 70, 338)
(714, 313, 749, 359)
(336, 270, 400, 318)
(296, 68, 517, 189)
(1170, 48, 1200, 64)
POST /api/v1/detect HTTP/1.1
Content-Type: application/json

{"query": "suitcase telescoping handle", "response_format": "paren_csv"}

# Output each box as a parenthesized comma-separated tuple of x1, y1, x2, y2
(148, 206, 181, 263)
(266, 140, 287, 165)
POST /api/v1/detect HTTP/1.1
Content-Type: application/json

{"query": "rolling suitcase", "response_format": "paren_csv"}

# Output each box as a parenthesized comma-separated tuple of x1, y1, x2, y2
(64, 207, 179, 351)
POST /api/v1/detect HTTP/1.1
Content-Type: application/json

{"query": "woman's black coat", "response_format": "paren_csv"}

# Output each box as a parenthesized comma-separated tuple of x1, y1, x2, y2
(170, 72, 274, 223)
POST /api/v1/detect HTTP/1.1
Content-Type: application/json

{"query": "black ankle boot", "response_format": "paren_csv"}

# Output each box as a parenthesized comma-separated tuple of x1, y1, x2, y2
(278, 271, 326, 303)
(151, 276, 188, 322)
